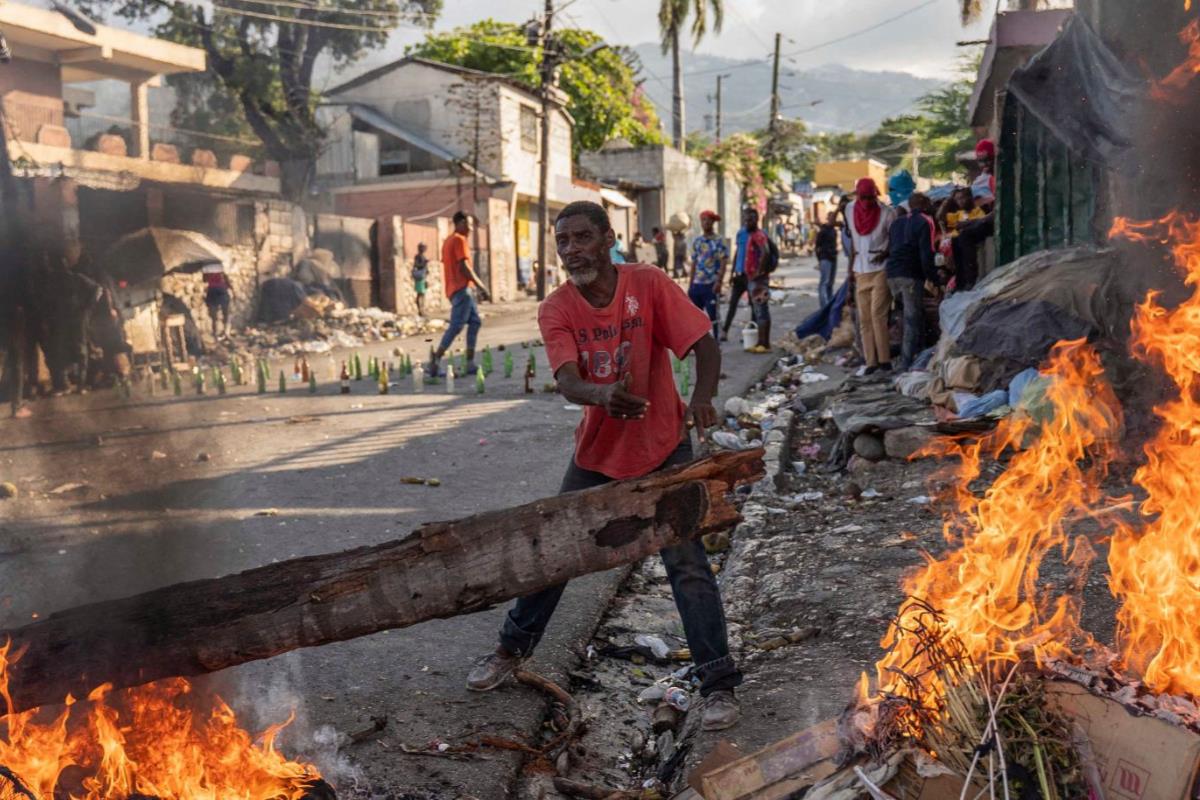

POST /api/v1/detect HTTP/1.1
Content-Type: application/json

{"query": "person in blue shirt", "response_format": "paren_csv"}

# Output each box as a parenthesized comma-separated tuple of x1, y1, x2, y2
(609, 234, 626, 264)
(688, 210, 730, 340)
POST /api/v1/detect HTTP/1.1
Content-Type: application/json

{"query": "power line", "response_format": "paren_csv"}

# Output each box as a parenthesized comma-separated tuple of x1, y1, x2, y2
(780, 0, 939, 59)
(213, 4, 399, 31)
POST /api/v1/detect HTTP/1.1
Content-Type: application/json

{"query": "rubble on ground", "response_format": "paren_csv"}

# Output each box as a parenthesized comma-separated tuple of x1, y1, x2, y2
(206, 308, 448, 362)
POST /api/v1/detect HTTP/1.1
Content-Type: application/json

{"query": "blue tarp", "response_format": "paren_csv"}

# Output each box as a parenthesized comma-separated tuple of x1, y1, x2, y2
(795, 279, 851, 341)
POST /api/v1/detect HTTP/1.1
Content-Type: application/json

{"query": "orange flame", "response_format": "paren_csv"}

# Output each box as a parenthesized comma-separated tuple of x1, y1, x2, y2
(874, 340, 1122, 706)
(1153, 20, 1200, 100)
(1110, 213, 1200, 697)
(0, 642, 321, 799)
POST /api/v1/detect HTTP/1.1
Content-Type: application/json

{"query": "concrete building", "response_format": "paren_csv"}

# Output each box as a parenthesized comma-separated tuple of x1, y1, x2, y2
(0, 1, 300, 348)
(813, 159, 888, 195)
(578, 143, 741, 256)
(968, 8, 1073, 139)
(317, 57, 611, 302)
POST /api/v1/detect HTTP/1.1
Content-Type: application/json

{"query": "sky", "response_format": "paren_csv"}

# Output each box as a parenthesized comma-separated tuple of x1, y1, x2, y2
(356, 0, 994, 80)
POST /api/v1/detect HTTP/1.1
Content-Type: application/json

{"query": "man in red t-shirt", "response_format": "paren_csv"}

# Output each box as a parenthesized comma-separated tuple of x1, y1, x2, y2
(466, 201, 742, 731)
(430, 211, 491, 375)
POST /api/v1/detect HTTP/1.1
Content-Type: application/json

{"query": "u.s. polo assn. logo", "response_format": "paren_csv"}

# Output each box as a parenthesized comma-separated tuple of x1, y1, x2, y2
(625, 295, 640, 316)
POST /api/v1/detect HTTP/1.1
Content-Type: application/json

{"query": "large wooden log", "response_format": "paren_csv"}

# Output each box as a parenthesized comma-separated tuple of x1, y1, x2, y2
(1, 449, 763, 713)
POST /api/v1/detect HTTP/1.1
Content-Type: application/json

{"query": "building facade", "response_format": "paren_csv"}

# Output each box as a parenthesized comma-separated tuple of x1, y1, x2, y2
(317, 57, 610, 301)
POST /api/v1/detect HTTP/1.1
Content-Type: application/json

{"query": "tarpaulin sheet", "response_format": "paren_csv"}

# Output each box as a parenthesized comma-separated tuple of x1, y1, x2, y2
(1006, 14, 1142, 169)
(956, 299, 1093, 363)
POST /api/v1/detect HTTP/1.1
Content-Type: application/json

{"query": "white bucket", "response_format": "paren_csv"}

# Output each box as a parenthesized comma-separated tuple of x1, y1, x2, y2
(741, 322, 759, 351)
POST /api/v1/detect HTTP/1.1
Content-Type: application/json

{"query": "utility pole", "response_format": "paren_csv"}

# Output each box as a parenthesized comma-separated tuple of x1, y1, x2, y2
(715, 74, 725, 144)
(715, 73, 730, 229)
(766, 32, 781, 234)
(768, 32, 781, 136)
(535, 0, 555, 302)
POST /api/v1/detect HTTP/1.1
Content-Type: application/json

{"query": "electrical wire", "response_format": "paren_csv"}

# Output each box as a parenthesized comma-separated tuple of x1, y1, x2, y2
(780, 0, 939, 58)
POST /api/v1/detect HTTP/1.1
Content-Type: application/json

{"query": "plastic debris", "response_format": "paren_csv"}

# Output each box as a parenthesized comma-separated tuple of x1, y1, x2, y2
(634, 634, 671, 660)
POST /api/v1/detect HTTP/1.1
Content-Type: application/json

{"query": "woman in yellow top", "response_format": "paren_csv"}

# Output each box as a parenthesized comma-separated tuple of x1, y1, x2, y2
(941, 188, 985, 237)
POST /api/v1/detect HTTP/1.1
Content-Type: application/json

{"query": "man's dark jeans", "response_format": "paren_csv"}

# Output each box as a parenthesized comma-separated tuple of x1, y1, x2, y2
(499, 440, 742, 696)
(722, 273, 749, 335)
(887, 276, 923, 370)
(818, 259, 837, 307)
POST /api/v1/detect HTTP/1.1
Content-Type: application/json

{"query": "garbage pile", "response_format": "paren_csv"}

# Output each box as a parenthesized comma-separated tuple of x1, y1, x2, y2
(213, 308, 446, 361)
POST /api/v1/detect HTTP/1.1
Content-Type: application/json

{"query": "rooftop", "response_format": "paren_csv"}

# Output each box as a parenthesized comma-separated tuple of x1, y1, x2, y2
(0, 1, 205, 83)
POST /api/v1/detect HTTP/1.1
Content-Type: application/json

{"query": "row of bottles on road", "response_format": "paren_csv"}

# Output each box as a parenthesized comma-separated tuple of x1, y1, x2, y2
(125, 344, 541, 402)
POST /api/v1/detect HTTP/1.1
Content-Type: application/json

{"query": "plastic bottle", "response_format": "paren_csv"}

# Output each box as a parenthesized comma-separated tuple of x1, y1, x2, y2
(413, 361, 425, 393)
(664, 687, 691, 712)
(446, 363, 456, 393)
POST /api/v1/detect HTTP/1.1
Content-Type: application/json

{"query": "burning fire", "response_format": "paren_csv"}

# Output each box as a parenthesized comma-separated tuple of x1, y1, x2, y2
(1109, 212, 1200, 698)
(873, 340, 1122, 709)
(870, 208, 1200, 740)
(0, 642, 322, 799)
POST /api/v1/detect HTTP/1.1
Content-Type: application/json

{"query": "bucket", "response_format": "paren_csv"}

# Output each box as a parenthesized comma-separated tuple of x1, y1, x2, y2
(741, 322, 759, 351)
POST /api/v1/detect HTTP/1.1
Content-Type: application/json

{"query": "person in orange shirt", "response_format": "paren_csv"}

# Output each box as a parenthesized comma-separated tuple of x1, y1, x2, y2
(431, 211, 491, 375)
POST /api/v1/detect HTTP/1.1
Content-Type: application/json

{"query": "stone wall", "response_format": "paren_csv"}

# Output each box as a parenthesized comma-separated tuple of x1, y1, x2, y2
(161, 199, 304, 334)
(161, 243, 257, 333)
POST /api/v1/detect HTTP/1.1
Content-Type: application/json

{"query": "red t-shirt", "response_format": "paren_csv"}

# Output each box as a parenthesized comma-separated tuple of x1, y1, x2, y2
(539, 263, 712, 479)
(441, 232, 471, 298)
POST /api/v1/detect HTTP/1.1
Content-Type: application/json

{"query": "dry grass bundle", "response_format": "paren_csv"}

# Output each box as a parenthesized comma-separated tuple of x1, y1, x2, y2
(871, 599, 1087, 800)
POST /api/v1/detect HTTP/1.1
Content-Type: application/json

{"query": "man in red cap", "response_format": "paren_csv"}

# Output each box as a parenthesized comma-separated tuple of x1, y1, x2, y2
(845, 177, 896, 374)
(688, 210, 730, 340)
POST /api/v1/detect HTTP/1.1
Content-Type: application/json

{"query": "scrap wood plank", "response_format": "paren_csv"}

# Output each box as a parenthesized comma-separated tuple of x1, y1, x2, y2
(0, 449, 763, 714)
(701, 718, 841, 800)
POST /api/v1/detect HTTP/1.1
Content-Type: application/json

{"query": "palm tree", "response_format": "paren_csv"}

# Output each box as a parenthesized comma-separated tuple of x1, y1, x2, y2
(659, 0, 724, 152)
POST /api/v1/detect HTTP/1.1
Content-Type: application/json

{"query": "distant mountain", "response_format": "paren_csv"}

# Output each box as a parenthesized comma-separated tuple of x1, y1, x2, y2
(630, 44, 944, 136)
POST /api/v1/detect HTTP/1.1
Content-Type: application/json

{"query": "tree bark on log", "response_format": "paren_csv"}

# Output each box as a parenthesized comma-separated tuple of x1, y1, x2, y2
(1, 449, 763, 713)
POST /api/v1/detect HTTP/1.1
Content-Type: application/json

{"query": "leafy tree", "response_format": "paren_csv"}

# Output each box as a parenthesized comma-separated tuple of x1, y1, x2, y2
(75, 0, 442, 198)
(406, 20, 664, 157)
(658, 0, 723, 151)
(861, 58, 977, 180)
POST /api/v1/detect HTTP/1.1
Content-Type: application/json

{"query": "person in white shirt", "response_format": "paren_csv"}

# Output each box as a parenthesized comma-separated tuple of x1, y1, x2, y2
(845, 178, 896, 374)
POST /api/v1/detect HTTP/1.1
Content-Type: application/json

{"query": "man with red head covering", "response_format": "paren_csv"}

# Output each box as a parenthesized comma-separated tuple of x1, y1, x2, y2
(845, 178, 896, 374)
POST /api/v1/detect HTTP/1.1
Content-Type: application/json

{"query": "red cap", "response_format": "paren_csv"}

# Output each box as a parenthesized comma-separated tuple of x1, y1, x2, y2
(700, 209, 721, 221)
(855, 178, 879, 198)
(975, 138, 996, 159)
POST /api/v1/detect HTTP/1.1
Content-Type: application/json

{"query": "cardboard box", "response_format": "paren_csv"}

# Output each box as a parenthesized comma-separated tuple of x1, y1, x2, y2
(1047, 680, 1200, 800)
(700, 718, 840, 800)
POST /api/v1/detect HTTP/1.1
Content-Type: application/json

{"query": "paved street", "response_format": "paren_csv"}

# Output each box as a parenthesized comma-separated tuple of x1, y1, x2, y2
(0, 258, 819, 798)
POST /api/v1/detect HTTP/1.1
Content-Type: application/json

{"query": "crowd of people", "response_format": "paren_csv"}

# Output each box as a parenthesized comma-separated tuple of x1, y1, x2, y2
(804, 138, 997, 375)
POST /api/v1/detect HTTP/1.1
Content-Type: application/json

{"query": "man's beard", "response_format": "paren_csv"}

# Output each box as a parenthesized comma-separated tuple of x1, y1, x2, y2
(568, 268, 599, 287)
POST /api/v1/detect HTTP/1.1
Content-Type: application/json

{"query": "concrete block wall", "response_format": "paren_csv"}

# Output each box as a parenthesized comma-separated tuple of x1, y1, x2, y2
(161, 242, 257, 333)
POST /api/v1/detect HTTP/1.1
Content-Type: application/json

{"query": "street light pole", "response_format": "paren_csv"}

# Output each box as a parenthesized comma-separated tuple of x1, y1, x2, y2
(535, 0, 555, 302)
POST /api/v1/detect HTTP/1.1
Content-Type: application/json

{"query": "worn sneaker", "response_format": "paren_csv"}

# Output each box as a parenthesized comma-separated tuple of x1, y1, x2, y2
(466, 649, 521, 692)
(701, 689, 741, 731)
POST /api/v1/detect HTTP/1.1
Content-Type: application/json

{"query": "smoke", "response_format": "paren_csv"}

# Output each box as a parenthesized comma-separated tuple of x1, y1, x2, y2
(225, 653, 367, 792)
